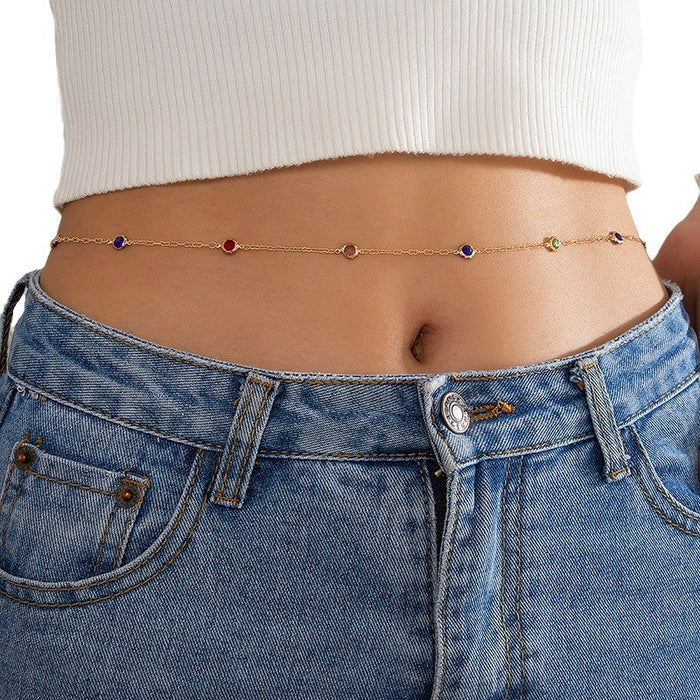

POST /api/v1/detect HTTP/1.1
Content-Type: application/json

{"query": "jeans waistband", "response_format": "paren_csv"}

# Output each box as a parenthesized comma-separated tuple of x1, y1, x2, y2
(1, 268, 699, 486)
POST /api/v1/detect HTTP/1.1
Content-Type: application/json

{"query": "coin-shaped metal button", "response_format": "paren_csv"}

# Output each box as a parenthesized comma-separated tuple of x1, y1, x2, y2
(439, 391, 470, 434)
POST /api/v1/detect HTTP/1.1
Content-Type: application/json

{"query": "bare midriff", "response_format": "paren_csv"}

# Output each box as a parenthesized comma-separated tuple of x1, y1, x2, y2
(38, 152, 667, 374)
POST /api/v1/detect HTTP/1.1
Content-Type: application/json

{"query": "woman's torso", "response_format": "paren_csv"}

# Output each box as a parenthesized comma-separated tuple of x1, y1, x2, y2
(38, 152, 667, 374)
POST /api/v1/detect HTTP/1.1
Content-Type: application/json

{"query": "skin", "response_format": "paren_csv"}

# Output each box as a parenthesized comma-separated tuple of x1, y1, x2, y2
(38, 152, 669, 376)
(652, 192, 700, 335)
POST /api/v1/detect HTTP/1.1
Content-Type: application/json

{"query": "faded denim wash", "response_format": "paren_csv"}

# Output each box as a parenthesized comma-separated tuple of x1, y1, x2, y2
(0, 267, 699, 700)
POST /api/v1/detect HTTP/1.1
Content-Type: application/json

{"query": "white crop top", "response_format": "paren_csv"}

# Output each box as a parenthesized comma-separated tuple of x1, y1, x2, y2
(49, 0, 643, 213)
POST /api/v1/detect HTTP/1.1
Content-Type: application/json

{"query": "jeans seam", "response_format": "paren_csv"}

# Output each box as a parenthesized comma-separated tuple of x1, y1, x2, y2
(7, 463, 132, 497)
(259, 449, 436, 459)
(629, 458, 700, 538)
(515, 454, 526, 698)
(437, 473, 461, 700)
(628, 424, 700, 526)
(92, 503, 119, 576)
(9, 370, 225, 450)
(0, 462, 16, 514)
(621, 370, 699, 426)
(417, 461, 437, 673)
(0, 381, 15, 430)
(0, 279, 28, 375)
(499, 456, 513, 700)
(1, 470, 26, 571)
(112, 507, 138, 570)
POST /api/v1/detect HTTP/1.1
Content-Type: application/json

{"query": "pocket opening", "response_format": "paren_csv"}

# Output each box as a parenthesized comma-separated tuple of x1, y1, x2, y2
(624, 377, 700, 538)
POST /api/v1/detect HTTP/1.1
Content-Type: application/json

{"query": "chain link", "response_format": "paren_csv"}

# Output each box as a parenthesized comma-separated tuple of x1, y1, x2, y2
(240, 243, 342, 254)
(128, 239, 221, 249)
(358, 247, 458, 256)
(49, 231, 646, 256)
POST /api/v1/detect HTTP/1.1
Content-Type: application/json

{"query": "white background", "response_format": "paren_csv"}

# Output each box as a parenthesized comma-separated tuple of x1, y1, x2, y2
(0, 1, 698, 295)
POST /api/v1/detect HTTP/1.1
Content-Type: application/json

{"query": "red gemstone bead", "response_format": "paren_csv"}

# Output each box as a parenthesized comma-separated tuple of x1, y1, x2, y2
(222, 239, 237, 253)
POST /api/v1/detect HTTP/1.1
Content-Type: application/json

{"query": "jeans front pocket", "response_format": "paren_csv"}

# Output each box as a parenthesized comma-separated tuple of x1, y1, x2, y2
(0, 379, 210, 607)
(623, 371, 700, 537)
(0, 436, 150, 582)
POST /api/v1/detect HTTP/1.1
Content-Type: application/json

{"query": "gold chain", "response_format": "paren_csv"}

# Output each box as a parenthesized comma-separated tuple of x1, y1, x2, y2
(49, 231, 646, 259)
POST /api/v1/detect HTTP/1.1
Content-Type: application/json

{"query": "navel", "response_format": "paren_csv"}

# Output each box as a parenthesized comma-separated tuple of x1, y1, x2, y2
(410, 322, 436, 364)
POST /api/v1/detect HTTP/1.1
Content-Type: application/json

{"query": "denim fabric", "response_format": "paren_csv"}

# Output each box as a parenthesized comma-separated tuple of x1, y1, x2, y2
(0, 267, 699, 700)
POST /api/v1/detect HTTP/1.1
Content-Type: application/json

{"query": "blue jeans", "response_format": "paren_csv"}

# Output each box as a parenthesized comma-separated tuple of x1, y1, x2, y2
(0, 267, 699, 700)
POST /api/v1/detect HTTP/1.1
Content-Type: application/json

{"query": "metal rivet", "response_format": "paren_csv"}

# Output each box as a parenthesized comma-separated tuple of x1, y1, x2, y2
(13, 444, 35, 470)
(115, 482, 142, 508)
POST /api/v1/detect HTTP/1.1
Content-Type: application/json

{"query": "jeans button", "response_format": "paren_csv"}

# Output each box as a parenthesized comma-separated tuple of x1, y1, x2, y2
(440, 391, 470, 434)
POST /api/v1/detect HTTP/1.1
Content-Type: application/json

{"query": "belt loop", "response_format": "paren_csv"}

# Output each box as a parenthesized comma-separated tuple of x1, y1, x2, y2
(0, 270, 33, 377)
(569, 356, 631, 483)
(208, 371, 281, 509)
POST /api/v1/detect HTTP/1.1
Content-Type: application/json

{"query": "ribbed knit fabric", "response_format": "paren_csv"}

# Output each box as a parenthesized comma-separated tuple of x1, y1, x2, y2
(49, 0, 643, 213)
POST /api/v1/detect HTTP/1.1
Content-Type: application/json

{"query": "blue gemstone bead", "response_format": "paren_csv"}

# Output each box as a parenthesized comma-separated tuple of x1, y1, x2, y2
(113, 236, 125, 249)
(461, 244, 474, 258)
(614, 232, 623, 242)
